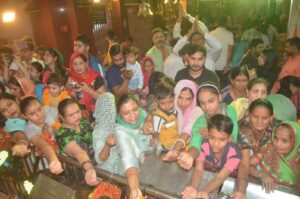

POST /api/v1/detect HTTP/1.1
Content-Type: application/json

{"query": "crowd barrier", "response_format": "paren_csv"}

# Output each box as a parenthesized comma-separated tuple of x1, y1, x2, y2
(0, 151, 299, 199)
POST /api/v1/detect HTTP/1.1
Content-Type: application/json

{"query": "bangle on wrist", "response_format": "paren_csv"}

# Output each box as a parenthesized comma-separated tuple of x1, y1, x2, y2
(81, 160, 92, 170)
(175, 138, 186, 148)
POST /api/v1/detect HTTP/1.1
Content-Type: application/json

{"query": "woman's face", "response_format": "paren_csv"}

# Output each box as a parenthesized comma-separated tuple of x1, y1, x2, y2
(248, 83, 268, 102)
(198, 90, 220, 117)
(177, 88, 194, 113)
(249, 106, 273, 132)
(231, 75, 249, 92)
(43, 51, 57, 66)
(72, 57, 88, 75)
(61, 103, 82, 126)
(8, 83, 22, 99)
(24, 100, 45, 126)
(29, 65, 41, 82)
(0, 99, 21, 118)
(144, 60, 154, 74)
(119, 99, 139, 125)
(273, 126, 293, 156)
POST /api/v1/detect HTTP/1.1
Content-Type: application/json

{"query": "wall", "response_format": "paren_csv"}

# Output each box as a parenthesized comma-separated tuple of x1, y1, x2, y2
(0, 0, 35, 45)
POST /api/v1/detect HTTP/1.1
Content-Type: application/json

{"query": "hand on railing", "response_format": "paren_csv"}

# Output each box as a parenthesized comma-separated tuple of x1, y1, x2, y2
(177, 152, 194, 170)
(49, 160, 64, 174)
(231, 191, 247, 199)
(130, 188, 144, 199)
(85, 168, 99, 186)
(181, 185, 197, 199)
(162, 149, 179, 161)
(12, 143, 31, 157)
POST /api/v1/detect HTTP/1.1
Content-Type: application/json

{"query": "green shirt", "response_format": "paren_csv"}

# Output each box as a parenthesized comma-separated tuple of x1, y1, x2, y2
(145, 45, 172, 72)
(190, 105, 239, 150)
(55, 119, 94, 159)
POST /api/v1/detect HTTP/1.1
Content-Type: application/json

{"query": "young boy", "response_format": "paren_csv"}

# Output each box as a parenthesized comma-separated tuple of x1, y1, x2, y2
(124, 47, 143, 96)
(151, 81, 179, 150)
(43, 74, 69, 107)
(180, 114, 242, 199)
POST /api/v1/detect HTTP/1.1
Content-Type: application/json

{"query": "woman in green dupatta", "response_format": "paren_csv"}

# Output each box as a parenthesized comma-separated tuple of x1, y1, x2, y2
(250, 121, 300, 194)
(115, 94, 154, 199)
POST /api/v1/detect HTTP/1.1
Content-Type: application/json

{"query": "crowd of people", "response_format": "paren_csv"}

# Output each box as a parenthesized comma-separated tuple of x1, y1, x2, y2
(0, 4, 300, 199)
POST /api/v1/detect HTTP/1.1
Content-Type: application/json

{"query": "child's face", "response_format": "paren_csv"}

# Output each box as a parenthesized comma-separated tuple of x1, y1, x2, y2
(24, 100, 45, 126)
(273, 126, 293, 156)
(198, 90, 220, 117)
(61, 103, 82, 126)
(43, 50, 57, 65)
(48, 83, 63, 97)
(126, 53, 137, 65)
(119, 99, 140, 125)
(157, 95, 175, 113)
(249, 106, 273, 132)
(8, 83, 22, 99)
(177, 89, 193, 113)
(144, 60, 154, 74)
(208, 128, 230, 154)
(0, 99, 21, 118)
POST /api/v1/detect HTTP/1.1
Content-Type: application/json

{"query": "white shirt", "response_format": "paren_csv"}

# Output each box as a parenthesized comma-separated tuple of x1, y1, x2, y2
(173, 34, 222, 71)
(210, 27, 234, 71)
(164, 52, 185, 80)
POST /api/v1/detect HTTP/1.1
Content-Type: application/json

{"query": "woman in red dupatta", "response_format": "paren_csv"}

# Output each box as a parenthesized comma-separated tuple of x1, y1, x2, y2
(68, 52, 106, 113)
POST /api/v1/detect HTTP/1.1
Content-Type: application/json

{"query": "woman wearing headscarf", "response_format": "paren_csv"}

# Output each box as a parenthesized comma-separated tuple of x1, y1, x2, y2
(250, 121, 300, 194)
(68, 52, 106, 114)
(163, 80, 203, 161)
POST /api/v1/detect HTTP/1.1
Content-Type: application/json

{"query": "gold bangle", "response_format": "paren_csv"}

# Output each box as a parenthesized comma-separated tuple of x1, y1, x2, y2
(175, 138, 186, 148)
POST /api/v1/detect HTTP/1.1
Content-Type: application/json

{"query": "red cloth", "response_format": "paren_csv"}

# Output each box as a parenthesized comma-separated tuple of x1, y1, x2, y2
(69, 52, 101, 112)
(141, 56, 154, 88)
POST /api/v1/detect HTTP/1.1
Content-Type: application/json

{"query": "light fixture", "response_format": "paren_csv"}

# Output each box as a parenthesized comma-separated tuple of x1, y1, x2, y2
(3, 11, 15, 23)
(23, 180, 34, 194)
(93, 0, 100, 3)
(59, 7, 65, 12)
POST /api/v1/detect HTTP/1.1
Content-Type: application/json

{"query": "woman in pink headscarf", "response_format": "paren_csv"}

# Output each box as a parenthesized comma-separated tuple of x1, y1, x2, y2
(163, 79, 203, 161)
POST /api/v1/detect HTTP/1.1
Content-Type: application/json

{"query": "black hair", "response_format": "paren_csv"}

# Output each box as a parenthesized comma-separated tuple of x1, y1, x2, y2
(20, 96, 39, 114)
(116, 94, 139, 113)
(249, 99, 273, 115)
(181, 18, 193, 36)
(181, 87, 194, 98)
(196, 82, 220, 106)
(45, 48, 66, 79)
(286, 37, 300, 51)
(46, 74, 66, 86)
(31, 61, 44, 82)
(124, 46, 139, 56)
(148, 72, 166, 95)
(278, 76, 300, 98)
(7, 77, 21, 88)
(109, 44, 122, 57)
(0, 81, 5, 94)
(179, 43, 192, 56)
(207, 114, 234, 135)
(154, 79, 175, 100)
(190, 32, 204, 41)
(187, 44, 206, 56)
(230, 65, 249, 80)
(247, 77, 269, 90)
(106, 30, 116, 41)
(58, 98, 78, 116)
(248, 39, 264, 48)
(0, 92, 17, 102)
(75, 34, 90, 46)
